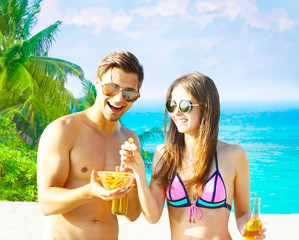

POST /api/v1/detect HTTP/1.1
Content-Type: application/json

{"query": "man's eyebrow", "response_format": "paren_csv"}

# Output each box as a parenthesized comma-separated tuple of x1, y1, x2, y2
(113, 83, 138, 92)
(125, 87, 138, 91)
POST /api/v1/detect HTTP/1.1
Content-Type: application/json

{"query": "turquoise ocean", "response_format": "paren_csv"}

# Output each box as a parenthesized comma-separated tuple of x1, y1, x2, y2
(121, 100, 299, 214)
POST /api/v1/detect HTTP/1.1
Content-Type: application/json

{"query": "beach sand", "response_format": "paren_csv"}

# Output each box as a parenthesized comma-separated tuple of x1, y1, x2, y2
(0, 201, 298, 240)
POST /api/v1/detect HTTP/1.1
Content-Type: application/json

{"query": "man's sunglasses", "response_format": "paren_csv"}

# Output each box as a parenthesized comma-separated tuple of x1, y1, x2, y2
(101, 81, 140, 102)
(165, 99, 200, 113)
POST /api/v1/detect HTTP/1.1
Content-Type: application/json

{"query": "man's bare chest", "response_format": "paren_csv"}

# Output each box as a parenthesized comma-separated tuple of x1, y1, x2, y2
(68, 132, 127, 181)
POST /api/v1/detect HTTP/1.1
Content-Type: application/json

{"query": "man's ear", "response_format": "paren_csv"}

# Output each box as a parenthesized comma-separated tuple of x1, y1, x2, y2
(95, 77, 100, 91)
(95, 77, 100, 85)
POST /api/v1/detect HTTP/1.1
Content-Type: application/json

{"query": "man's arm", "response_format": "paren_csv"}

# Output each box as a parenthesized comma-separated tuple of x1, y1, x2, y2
(125, 188, 141, 221)
(37, 117, 129, 216)
(37, 117, 93, 215)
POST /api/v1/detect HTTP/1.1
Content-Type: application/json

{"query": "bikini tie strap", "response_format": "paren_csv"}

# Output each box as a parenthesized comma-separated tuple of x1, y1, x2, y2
(189, 202, 202, 222)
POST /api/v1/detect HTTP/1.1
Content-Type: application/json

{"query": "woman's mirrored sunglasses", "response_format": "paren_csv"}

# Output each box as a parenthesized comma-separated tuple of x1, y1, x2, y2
(101, 81, 140, 102)
(166, 99, 200, 113)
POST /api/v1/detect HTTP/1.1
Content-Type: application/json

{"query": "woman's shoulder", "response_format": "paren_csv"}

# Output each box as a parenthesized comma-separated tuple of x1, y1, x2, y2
(155, 143, 166, 153)
(218, 140, 246, 153)
(151, 144, 167, 168)
(217, 140, 248, 165)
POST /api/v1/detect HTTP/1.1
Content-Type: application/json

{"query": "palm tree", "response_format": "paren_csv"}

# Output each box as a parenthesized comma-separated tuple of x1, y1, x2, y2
(77, 79, 97, 111)
(79, 79, 164, 168)
(0, 0, 84, 146)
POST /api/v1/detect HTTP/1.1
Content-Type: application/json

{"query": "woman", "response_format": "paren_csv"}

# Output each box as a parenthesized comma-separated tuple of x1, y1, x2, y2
(120, 72, 266, 239)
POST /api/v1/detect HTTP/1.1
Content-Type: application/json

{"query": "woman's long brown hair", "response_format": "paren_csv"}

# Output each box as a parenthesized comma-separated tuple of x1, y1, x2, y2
(152, 72, 220, 199)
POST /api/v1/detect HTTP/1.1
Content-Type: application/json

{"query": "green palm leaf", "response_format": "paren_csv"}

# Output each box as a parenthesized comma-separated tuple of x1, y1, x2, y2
(25, 20, 61, 57)
(78, 79, 97, 110)
(138, 127, 164, 147)
(139, 127, 163, 167)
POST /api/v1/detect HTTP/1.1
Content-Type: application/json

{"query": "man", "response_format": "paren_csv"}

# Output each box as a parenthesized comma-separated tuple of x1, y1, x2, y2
(37, 51, 144, 239)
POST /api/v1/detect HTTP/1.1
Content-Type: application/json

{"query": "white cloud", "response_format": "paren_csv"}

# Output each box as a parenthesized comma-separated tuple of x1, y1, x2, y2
(33, 1, 134, 36)
(33, 0, 296, 39)
(187, 14, 217, 30)
(155, 0, 188, 16)
(34, 0, 296, 40)
(195, 1, 224, 14)
(271, 9, 295, 33)
(63, 7, 113, 35)
(194, 0, 295, 33)
(61, 7, 139, 37)
(132, 0, 188, 18)
(136, 0, 153, 3)
(111, 10, 134, 32)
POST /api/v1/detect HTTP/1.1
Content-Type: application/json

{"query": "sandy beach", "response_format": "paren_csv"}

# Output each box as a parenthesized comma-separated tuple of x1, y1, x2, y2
(0, 201, 298, 240)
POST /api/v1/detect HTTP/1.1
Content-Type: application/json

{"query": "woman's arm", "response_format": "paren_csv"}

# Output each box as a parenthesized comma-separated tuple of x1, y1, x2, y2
(233, 144, 266, 239)
(121, 143, 166, 223)
(233, 145, 251, 233)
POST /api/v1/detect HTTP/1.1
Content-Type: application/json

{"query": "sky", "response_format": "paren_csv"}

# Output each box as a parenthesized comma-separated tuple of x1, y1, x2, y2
(32, 0, 299, 102)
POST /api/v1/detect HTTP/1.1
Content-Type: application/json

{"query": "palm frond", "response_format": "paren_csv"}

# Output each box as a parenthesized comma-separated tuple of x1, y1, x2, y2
(23, 0, 42, 37)
(25, 20, 62, 56)
(2, 41, 24, 64)
(0, 100, 23, 115)
(28, 56, 84, 84)
(0, 62, 7, 89)
(7, 62, 35, 95)
(0, 30, 5, 54)
(0, 0, 28, 41)
(138, 127, 164, 147)
(79, 79, 96, 110)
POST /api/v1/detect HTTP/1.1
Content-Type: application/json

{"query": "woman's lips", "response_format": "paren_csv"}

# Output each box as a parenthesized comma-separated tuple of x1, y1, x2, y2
(175, 118, 188, 124)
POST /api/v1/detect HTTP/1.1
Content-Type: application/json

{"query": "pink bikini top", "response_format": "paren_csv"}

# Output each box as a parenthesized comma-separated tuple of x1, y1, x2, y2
(166, 153, 231, 221)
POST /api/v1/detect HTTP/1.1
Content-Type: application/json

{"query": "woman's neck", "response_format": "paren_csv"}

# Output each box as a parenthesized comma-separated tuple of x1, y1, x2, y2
(181, 134, 197, 169)
(184, 134, 197, 153)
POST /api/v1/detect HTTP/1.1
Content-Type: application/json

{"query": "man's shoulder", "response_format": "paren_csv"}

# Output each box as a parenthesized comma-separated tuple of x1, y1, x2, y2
(119, 126, 140, 147)
(43, 112, 84, 137)
(120, 125, 137, 137)
(53, 111, 84, 126)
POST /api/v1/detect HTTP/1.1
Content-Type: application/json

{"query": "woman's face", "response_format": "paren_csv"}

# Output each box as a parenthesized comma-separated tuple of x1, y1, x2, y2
(170, 85, 201, 137)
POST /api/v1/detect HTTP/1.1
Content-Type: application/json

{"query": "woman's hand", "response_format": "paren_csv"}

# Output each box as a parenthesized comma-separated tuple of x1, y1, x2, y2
(241, 226, 267, 239)
(115, 166, 137, 190)
(119, 140, 145, 174)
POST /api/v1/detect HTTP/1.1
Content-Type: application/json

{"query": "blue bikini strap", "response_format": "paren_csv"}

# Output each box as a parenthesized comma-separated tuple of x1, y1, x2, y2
(215, 152, 219, 171)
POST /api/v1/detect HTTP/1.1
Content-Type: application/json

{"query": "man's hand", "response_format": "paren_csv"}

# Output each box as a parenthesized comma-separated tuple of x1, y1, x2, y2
(89, 170, 132, 200)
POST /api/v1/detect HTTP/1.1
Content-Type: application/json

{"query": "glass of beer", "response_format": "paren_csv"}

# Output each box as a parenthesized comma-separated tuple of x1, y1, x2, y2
(97, 171, 135, 215)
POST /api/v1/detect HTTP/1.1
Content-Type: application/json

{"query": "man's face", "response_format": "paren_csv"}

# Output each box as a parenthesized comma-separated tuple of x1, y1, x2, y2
(95, 68, 139, 122)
